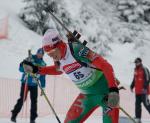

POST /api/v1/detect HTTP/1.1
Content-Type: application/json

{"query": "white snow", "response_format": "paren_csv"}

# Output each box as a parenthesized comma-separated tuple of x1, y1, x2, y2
(0, 116, 150, 123)
(0, 0, 150, 123)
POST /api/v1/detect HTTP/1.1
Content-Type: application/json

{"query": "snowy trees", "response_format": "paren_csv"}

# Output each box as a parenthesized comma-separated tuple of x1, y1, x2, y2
(19, 0, 51, 34)
(19, 0, 73, 35)
(77, 5, 113, 56)
(19, 0, 112, 56)
(52, 1, 74, 37)
(117, 0, 150, 23)
(19, 0, 150, 57)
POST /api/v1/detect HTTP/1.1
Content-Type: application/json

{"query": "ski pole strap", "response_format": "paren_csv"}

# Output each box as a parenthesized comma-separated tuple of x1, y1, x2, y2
(119, 106, 137, 123)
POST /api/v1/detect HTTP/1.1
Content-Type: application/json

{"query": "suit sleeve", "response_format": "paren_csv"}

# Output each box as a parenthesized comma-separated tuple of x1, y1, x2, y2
(91, 55, 117, 88)
(39, 65, 63, 75)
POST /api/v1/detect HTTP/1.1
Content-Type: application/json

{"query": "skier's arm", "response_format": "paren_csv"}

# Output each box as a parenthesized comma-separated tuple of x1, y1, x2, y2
(87, 53, 119, 107)
(21, 59, 62, 75)
(39, 65, 63, 75)
(90, 55, 118, 89)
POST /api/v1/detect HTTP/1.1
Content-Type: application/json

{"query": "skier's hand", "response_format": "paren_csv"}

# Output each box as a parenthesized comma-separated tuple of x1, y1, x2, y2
(105, 87, 119, 108)
(107, 92, 119, 108)
(22, 60, 39, 74)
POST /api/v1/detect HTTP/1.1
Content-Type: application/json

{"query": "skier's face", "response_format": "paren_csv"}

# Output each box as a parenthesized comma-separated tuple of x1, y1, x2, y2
(43, 41, 66, 61)
(45, 48, 61, 61)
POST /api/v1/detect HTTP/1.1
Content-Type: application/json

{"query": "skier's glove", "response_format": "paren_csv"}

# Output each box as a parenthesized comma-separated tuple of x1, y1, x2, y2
(22, 60, 39, 74)
(106, 87, 120, 108)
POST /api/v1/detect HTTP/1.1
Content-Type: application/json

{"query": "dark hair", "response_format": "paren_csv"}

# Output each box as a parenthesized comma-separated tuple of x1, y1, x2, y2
(134, 57, 142, 63)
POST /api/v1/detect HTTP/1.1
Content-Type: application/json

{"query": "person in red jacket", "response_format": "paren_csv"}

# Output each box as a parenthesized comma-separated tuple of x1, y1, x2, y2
(130, 57, 150, 123)
(22, 29, 120, 123)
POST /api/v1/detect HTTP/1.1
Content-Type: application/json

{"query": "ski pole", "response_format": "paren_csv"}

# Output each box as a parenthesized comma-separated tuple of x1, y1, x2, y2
(119, 106, 137, 123)
(33, 75, 61, 123)
(43, 7, 80, 42)
(43, 7, 70, 33)
(21, 49, 32, 119)
(103, 97, 137, 123)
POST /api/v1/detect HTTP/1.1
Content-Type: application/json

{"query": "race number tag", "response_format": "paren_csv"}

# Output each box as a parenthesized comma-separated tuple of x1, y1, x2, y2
(64, 64, 94, 83)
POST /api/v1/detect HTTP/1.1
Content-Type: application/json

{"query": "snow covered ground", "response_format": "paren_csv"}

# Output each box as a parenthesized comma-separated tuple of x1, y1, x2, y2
(0, 0, 150, 123)
(0, 116, 110, 123)
(0, 116, 150, 123)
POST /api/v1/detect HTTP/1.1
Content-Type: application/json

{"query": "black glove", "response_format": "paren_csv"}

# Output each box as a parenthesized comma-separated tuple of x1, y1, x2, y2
(22, 60, 39, 73)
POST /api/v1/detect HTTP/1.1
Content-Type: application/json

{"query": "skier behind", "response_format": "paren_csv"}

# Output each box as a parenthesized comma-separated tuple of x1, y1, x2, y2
(130, 57, 150, 123)
(22, 29, 120, 123)
(11, 48, 46, 123)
